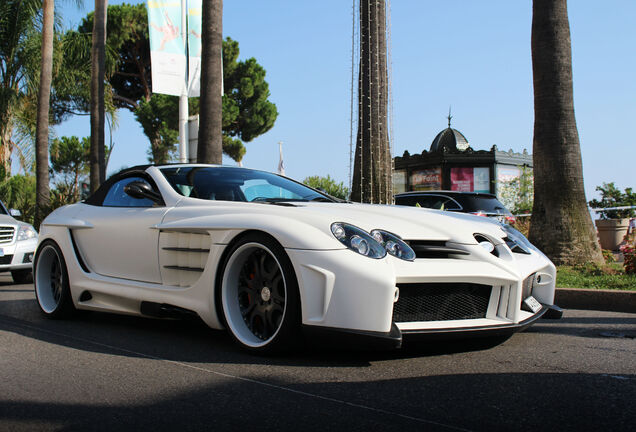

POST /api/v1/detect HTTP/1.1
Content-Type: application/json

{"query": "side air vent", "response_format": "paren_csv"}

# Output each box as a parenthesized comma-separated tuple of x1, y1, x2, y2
(404, 240, 470, 259)
(159, 231, 212, 287)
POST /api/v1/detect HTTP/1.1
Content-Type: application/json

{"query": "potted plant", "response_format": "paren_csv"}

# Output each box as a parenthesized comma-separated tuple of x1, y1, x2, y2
(589, 183, 635, 251)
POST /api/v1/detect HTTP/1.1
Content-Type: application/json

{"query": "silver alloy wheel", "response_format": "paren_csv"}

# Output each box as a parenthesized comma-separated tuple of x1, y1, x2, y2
(35, 245, 65, 313)
(221, 242, 288, 348)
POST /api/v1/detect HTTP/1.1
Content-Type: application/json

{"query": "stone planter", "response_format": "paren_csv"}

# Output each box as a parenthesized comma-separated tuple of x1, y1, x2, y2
(595, 218, 630, 251)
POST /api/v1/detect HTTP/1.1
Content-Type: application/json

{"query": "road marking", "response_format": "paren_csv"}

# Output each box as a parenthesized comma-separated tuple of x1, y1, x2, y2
(0, 315, 472, 432)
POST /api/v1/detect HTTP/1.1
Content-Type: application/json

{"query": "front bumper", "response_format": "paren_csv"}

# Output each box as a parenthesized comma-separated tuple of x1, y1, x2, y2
(288, 244, 559, 346)
(303, 303, 561, 349)
(0, 238, 37, 272)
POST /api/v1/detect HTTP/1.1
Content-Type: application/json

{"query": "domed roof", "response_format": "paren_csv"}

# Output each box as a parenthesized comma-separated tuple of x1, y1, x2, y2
(429, 112, 469, 152)
(430, 127, 469, 152)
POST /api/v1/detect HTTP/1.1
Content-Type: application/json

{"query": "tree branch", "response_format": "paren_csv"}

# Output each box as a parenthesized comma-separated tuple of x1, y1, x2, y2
(112, 93, 139, 110)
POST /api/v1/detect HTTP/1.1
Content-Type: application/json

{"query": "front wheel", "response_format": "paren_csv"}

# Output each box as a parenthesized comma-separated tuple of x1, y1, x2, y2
(33, 240, 76, 318)
(219, 233, 301, 352)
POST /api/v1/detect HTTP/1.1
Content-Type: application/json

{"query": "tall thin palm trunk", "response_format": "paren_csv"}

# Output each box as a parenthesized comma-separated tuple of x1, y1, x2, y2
(529, 0, 602, 264)
(351, 0, 391, 204)
(197, 0, 223, 164)
(90, 0, 108, 192)
(34, 0, 54, 228)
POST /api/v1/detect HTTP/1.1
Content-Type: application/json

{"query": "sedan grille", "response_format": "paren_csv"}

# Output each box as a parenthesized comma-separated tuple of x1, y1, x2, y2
(0, 255, 13, 265)
(404, 240, 470, 259)
(0, 226, 15, 245)
(393, 283, 491, 322)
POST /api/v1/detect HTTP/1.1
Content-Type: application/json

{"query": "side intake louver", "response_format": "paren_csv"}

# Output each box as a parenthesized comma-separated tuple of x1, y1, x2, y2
(159, 231, 212, 287)
(405, 240, 470, 259)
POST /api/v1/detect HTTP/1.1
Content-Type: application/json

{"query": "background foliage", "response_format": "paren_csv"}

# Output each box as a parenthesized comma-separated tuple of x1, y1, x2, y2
(588, 183, 636, 219)
(303, 175, 349, 200)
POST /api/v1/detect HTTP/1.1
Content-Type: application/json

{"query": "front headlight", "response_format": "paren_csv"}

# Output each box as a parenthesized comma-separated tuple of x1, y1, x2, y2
(370, 229, 416, 261)
(17, 224, 38, 242)
(501, 224, 532, 254)
(331, 223, 386, 259)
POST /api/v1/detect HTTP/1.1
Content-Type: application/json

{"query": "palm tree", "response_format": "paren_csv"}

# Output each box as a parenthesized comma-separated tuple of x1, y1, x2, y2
(197, 0, 223, 164)
(34, 0, 55, 227)
(0, 0, 41, 177)
(90, 0, 108, 192)
(529, 0, 603, 264)
(351, 0, 392, 204)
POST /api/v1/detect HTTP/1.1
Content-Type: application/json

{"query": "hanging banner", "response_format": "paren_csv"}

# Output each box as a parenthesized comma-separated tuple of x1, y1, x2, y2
(187, 0, 202, 97)
(393, 170, 407, 194)
(451, 167, 473, 192)
(410, 168, 442, 191)
(148, 0, 186, 96)
(473, 167, 490, 193)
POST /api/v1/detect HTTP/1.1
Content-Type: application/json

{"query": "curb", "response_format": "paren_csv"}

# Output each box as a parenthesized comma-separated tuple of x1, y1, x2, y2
(555, 288, 636, 314)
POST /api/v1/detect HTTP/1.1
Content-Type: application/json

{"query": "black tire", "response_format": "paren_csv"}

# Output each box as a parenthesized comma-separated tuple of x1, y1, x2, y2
(33, 240, 76, 319)
(218, 233, 301, 353)
(11, 269, 33, 284)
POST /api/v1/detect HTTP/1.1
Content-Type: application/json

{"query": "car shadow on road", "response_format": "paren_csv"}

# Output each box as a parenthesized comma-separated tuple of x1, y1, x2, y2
(0, 372, 633, 432)
(2, 296, 634, 367)
(0, 296, 524, 368)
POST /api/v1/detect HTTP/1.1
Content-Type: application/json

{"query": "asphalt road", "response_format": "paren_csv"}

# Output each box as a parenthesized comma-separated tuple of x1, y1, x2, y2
(0, 275, 634, 432)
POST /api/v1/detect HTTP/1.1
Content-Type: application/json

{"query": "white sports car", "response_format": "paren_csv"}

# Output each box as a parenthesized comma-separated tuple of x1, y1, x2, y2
(34, 164, 561, 352)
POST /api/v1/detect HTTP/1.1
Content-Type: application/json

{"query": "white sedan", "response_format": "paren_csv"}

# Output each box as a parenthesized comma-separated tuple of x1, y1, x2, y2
(34, 164, 561, 352)
(0, 200, 38, 283)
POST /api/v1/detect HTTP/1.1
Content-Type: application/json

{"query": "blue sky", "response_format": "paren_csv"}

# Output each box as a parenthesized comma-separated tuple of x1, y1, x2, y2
(53, 0, 635, 201)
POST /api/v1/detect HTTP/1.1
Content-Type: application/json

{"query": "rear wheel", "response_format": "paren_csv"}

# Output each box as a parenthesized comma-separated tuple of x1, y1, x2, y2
(219, 233, 300, 352)
(33, 240, 75, 318)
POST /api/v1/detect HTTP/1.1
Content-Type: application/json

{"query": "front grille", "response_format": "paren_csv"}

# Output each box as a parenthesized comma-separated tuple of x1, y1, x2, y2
(0, 255, 14, 265)
(405, 240, 470, 259)
(0, 226, 15, 245)
(393, 283, 491, 322)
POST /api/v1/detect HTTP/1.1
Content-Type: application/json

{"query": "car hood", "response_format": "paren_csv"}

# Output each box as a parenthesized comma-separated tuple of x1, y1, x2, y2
(0, 214, 18, 225)
(293, 202, 507, 244)
(160, 199, 508, 248)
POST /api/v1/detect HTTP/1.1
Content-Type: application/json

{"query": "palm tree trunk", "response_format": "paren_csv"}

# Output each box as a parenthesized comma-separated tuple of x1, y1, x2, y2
(90, 0, 108, 193)
(197, 0, 223, 164)
(351, 0, 391, 204)
(34, 0, 54, 228)
(529, 0, 603, 265)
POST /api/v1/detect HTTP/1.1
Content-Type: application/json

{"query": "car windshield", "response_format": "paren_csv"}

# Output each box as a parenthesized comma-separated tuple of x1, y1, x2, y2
(0, 200, 8, 215)
(160, 166, 333, 203)
(459, 195, 512, 215)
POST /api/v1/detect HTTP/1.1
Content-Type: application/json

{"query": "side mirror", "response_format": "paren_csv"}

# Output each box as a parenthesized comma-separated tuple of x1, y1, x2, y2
(9, 209, 21, 217)
(124, 181, 163, 204)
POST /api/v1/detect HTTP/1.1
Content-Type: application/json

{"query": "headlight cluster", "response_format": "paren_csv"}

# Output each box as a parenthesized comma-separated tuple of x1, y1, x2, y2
(501, 224, 532, 254)
(17, 224, 38, 242)
(370, 229, 416, 261)
(331, 223, 415, 261)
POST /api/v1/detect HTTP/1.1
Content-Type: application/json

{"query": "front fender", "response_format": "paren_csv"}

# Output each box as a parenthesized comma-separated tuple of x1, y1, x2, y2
(156, 212, 344, 251)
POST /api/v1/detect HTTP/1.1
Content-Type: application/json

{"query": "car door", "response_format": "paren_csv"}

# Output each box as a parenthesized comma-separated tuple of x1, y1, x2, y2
(73, 175, 168, 284)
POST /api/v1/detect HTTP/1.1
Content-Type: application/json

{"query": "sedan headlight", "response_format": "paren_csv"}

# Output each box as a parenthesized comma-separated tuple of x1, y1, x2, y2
(17, 224, 38, 242)
(370, 229, 416, 261)
(331, 223, 386, 259)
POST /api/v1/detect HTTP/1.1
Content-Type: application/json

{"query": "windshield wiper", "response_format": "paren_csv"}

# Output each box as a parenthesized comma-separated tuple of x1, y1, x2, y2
(309, 196, 334, 202)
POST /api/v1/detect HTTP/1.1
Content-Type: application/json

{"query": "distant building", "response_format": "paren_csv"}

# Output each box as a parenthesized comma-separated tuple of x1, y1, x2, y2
(393, 117, 533, 198)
